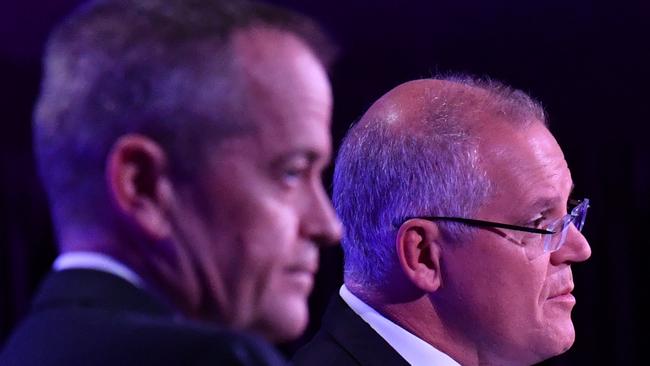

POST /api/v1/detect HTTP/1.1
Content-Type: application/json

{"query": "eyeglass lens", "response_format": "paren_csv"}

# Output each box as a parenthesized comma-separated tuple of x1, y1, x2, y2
(542, 199, 589, 254)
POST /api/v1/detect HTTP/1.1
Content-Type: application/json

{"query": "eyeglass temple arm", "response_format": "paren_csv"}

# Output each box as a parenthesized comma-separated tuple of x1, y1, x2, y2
(408, 216, 556, 235)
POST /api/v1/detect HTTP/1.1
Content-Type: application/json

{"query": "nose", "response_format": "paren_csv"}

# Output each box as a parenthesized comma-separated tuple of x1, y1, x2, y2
(550, 224, 591, 265)
(301, 182, 343, 247)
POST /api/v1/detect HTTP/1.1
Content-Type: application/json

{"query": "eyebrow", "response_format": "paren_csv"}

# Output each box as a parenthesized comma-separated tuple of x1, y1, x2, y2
(529, 183, 576, 213)
(529, 197, 560, 213)
(284, 150, 322, 162)
(273, 149, 330, 170)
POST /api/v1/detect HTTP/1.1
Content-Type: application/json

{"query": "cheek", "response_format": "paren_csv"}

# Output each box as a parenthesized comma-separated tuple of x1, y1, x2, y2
(253, 268, 312, 341)
(243, 215, 314, 341)
(239, 202, 301, 299)
(484, 258, 573, 362)
(535, 269, 577, 354)
(241, 205, 298, 269)
(489, 258, 549, 329)
(443, 245, 550, 347)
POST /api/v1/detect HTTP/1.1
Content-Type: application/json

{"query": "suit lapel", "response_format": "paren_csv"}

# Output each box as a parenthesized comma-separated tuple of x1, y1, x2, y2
(323, 294, 410, 366)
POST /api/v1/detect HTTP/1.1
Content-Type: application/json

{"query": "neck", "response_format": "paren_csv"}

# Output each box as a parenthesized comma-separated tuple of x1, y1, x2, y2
(350, 283, 493, 366)
(57, 225, 202, 319)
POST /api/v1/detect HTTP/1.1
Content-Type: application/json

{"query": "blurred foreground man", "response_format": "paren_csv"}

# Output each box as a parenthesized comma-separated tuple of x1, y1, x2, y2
(0, 0, 341, 365)
(294, 77, 591, 366)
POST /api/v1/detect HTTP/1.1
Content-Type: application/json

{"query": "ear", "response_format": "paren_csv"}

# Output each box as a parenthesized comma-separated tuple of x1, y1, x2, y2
(395, 219, 443, 293)
(106, 134, 175, 241)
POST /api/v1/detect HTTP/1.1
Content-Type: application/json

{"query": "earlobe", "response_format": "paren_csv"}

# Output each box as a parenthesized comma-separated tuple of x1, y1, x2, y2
(395, 219, 443, 293)
(106, 134, 174, 240)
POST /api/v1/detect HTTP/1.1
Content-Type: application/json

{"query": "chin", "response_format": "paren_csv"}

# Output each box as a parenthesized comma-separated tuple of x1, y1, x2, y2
(538, 302, 577, 353)
(554, 326, 576, 355)
(258, 298, 309, 343)
(531, 323, 576, 363)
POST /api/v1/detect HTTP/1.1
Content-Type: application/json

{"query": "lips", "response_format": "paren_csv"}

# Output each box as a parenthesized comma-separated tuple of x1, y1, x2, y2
(286, 261, 318, 276)
(285, 243, 319, 276)
(285, 261, 318, 292)
(547, 283, 575, 304)
(547, 270, 575, 300)
(549, 284, 574, 298)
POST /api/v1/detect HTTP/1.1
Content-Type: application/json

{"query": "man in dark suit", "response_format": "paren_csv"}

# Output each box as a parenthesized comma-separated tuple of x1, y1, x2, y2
(293, 77, 592, 365)
(0, 0, 341, 365)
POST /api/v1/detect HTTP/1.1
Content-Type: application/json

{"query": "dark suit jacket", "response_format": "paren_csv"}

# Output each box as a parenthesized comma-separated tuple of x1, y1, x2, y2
(292, 294, 409, 366)
(0, 269, 286, 366)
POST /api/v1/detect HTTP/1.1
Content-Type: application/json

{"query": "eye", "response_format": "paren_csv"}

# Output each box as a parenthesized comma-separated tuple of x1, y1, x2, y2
(279, 157, 311, 187)
(526, 215, 546, 229)
(283, 166, 306, 182)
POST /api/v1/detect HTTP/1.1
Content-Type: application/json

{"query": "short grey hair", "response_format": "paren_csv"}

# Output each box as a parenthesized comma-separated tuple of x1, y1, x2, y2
(34, 0, 334, 231)
(333, 76, 546, 291)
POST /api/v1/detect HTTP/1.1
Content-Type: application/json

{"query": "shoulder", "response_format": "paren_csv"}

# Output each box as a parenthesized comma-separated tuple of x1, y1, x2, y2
(0, 270, 286, 366)
(292, 293, 409, 366)
(1, 311, 285, 365)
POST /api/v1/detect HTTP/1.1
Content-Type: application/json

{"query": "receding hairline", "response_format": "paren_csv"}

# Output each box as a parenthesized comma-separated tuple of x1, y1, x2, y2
(358, 77, 545, 136)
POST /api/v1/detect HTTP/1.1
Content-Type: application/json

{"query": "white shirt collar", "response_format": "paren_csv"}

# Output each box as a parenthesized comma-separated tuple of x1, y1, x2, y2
(340, 285, 461, 366)
(53, 251, 145, 288)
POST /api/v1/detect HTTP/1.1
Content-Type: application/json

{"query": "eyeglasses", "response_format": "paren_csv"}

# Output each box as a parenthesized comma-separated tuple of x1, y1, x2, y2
(402, 198, 589, 259)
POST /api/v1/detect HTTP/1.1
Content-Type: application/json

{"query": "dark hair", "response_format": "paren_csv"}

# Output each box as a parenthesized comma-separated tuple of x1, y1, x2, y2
(34, 0, 334, 229)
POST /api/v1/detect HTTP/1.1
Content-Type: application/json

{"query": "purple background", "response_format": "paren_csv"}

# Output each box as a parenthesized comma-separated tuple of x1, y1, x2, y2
(1, 1, 647, 364)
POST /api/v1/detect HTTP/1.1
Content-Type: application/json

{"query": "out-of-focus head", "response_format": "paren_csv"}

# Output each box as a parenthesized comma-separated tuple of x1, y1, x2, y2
(334, 76, 591, 365)
(34, 0, 341, 342)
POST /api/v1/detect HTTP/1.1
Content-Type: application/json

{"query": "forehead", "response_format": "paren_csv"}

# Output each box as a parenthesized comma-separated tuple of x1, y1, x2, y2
(478, 121, 573, 215)
(228, 26, 332, 154)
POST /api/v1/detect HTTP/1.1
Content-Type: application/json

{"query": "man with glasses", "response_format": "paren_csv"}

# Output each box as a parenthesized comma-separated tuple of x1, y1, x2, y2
(293, 76, 591, 366)
(0, 0, 341, 365)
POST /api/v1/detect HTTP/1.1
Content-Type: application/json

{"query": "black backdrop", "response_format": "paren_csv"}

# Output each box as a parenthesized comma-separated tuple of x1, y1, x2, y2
(1, 1, 647, 364)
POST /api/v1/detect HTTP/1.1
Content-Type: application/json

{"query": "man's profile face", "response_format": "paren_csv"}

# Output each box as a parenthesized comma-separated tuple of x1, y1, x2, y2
(437, 121, 591, 364)
(172, 27, 341, 341)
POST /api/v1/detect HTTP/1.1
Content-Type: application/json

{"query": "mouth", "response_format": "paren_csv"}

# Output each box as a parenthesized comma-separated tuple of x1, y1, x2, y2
(548, 285, 575, 303)
(285, 264, 318, 292)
